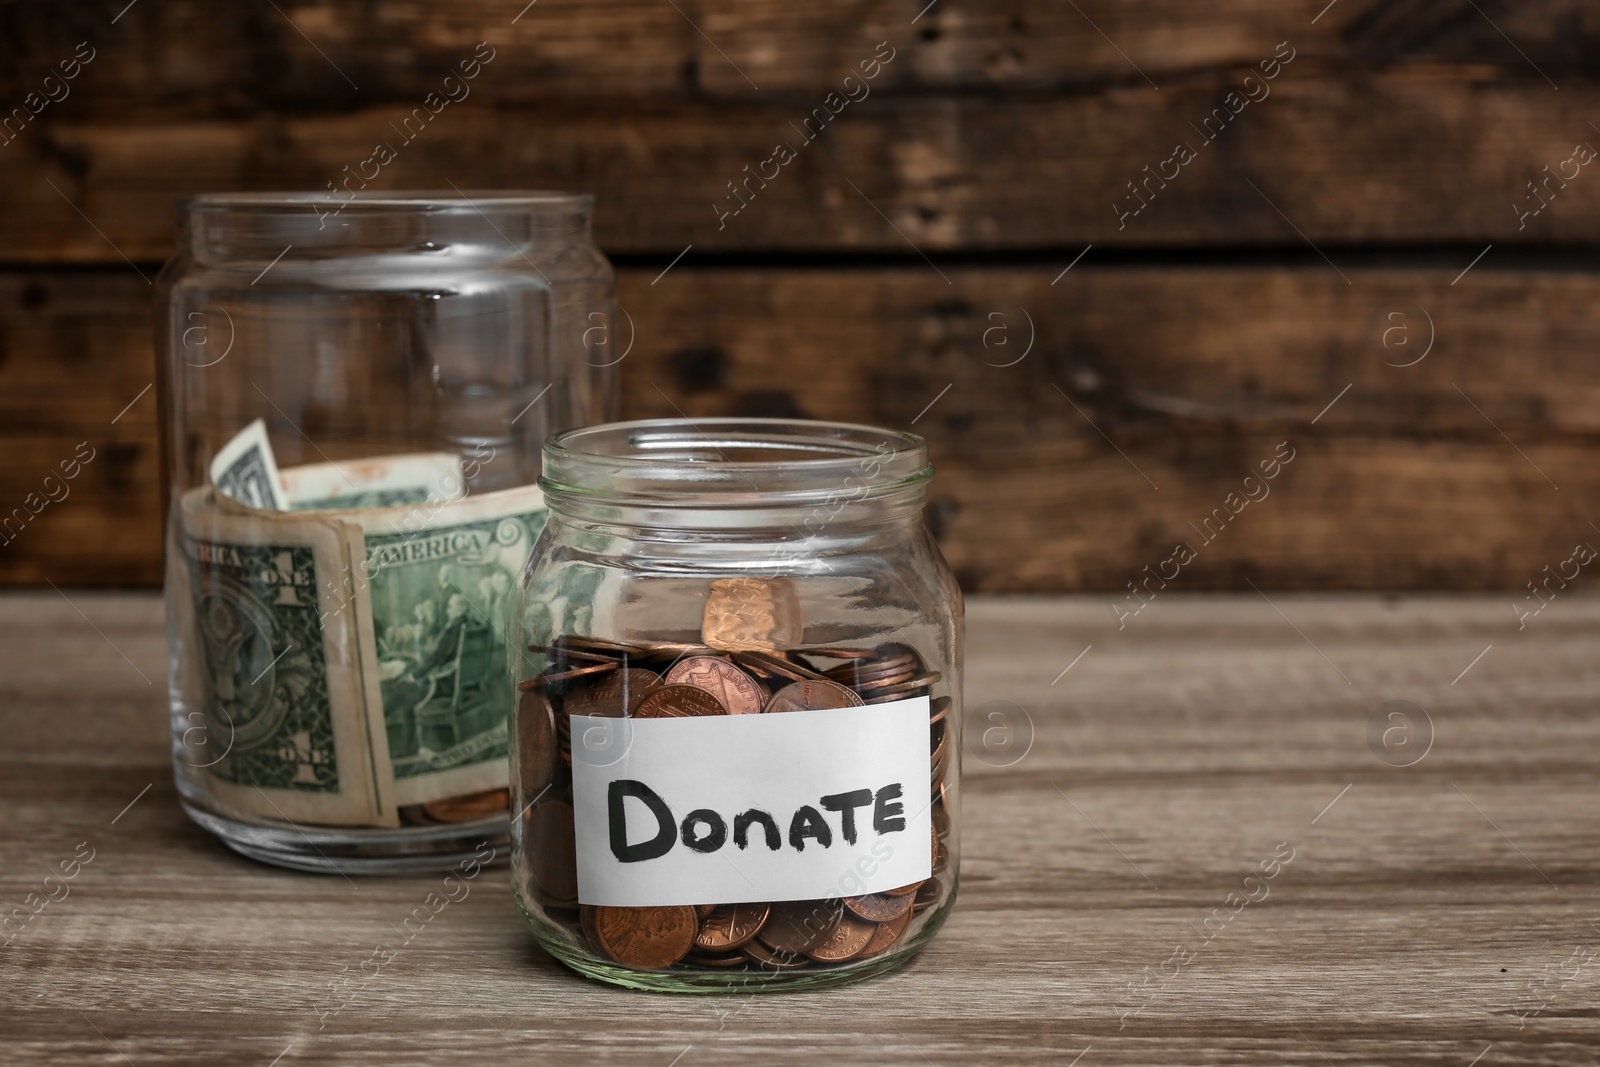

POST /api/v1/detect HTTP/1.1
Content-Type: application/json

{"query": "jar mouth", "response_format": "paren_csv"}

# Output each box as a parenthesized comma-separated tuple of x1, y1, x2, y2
(542, 418, 931, 508)
(184, 190, 594, 213)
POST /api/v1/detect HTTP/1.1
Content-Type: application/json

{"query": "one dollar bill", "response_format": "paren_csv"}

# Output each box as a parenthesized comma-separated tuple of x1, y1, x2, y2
(177, 488, 395, 826)
(186, 424, 549, 826)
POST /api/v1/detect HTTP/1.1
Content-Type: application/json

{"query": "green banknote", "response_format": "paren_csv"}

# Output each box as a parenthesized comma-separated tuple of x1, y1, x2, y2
(356, 487, 547, 805)
(177, 489, 393, 826)
(281, 452, 465, 513)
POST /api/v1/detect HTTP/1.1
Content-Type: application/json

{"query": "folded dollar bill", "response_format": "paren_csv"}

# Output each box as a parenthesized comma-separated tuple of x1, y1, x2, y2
(180, 423, 550, 828)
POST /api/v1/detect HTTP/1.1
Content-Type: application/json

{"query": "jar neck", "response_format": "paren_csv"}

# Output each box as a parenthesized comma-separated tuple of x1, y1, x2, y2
(177, 191, 593, 265)
(541, 419, 933, 537)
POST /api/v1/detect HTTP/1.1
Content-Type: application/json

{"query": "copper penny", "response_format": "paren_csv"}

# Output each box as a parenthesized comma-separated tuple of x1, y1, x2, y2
(666, 656, 765, 715)
(421, 787, 509, 823)
(579, 904, 601, 950)
(734, 649, 829, 683)
(396, 804, 436, 826)
(765, 679, 864, 713)
(858, 906, 914, 959)
(685, 949, 748, 968)
(592, 905, 698, 969)
(554, 635, 638, 656)
(930, 726, 951, 784)
(526, 800, 578, 905)
(757, 899, 843, 955)
(741, 937, 813, 971)
(912, 878, 943, 914)
(928, 696, 952, 725)
(883, 880, 921, 897)
(517, 661, 617, 691)
(563, 668, 663, 718)
(529, 642, 619, 664)
(702, 576, 803, 652)
(517, 690, 557, 795)
(805, 911, 877, 962)
(633, 684, 728, 718)
(796, 646, 877, 660)
(694, 902, 771, 951)
(843, 891, 915, 923)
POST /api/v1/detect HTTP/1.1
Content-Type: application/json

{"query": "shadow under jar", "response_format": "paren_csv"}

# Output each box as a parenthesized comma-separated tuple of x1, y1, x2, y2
(512, 418, 962, 992)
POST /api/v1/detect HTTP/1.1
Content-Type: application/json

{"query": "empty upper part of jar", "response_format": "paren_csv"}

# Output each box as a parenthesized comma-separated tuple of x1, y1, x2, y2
(539, 418, 933, 531)
(179, 190, 594, 266)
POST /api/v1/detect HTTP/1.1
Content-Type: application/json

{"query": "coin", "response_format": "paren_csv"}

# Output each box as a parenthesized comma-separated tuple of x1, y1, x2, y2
(765, 679, 865, 713)
(930, 725, 951, 784)
(758, 899, 844, 956)
(529, 643, 620, 664)
(805, 911, 878, 962)
(858, 906, 914, 959)
(579, 904, 602, 951)
(734, 648, 830, 683)
(884, 880, 921, 897)
(633, 684, 729, 718)
(518, 690, 557, 795)
(928, 696, 952, 725)
(396, 804, 436, 826)
(685, 949, 748, 968)
(421, 787, 510, 823)
(517, 661, 617, 691)
(592, 906, 698, 969)
(666, 656, 766, 715)
(740, 937, 813, 971)
(526, 800, 578, 905)
(703, 576, 803, 651)
(912, 878, 942, 914)
(795, 646, 877, 659)
(843, 892, 915, 923)
(862, 670, 942, 694)
(694, 902, 770, 951)
(555, 635, 639, 656)
(563, 668, 664, 718)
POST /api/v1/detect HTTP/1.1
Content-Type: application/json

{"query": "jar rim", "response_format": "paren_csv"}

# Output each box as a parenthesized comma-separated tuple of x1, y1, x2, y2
(541, 418, 931, 506)
(182, 190, 593, 213)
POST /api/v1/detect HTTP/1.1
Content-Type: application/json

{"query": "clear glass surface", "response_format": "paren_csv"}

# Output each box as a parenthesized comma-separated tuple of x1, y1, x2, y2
(512, 418, 963, 991)
(158, 192, 617, 872)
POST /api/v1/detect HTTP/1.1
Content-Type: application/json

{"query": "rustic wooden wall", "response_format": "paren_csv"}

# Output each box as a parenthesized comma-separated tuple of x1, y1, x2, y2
(2, 1, 1597, 591)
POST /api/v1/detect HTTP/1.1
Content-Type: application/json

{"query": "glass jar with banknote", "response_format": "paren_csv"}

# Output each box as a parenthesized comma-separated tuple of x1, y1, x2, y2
(157, 192, 618, 871)
(511, 418, 962, 990)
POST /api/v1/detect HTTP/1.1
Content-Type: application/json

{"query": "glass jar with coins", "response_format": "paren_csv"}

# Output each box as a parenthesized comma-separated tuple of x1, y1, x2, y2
(511, 418, 962, 991)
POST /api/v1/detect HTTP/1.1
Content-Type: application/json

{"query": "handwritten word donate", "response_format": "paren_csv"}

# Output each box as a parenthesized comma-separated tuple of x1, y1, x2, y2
(607, 780, 906, 862)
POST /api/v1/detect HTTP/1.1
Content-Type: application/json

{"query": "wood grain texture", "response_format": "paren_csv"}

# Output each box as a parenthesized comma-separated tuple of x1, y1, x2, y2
(3, 0, 1595, 109)
(1, 591, 1596, 1064)
(3, 264, 1598, 590)
(4, 73, 1600, 259)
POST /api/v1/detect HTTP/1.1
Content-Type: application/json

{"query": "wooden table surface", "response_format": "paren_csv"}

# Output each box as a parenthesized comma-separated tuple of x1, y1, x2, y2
(3, 591, 1597, 1065)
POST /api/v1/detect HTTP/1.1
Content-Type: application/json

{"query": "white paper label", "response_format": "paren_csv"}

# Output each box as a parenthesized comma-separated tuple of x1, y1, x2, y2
(571, 697, 932, 907)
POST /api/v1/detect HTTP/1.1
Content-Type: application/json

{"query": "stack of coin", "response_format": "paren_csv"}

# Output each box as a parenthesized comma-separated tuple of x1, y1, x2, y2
(398, 788, 512, 826)
(515, 631, 955, 972)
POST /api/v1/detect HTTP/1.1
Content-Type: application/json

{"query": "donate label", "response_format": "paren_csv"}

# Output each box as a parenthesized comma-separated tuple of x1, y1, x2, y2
(570, 697, 932, 907)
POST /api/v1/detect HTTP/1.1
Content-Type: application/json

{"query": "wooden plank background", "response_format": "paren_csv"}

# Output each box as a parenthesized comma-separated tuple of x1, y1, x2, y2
(2, 0, 1597, 589)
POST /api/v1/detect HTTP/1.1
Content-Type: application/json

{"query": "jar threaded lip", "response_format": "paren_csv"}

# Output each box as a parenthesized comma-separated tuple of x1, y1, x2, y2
(183, 191, 593, 212)
(540, 418, 931, 508)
